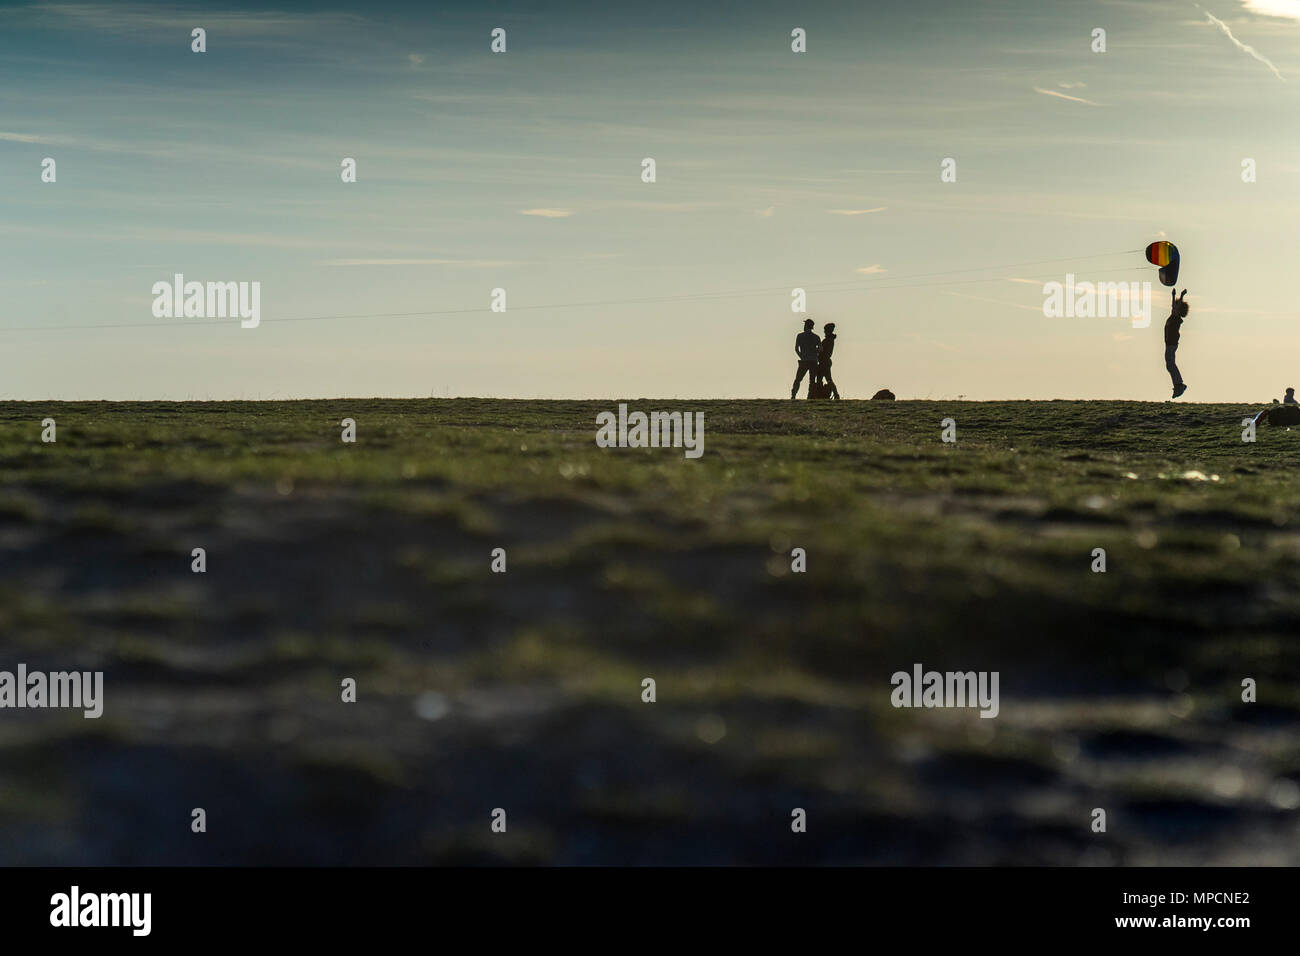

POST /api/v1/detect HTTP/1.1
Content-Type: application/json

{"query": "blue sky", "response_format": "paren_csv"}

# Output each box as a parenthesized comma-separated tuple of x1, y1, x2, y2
(2, 0, 1299, 400)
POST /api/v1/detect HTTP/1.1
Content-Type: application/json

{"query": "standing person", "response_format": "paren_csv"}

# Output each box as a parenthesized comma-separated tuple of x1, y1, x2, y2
(1164, 289, 1189, 399)
(791, 318, 821, 399)
(815, 322, 840, 400)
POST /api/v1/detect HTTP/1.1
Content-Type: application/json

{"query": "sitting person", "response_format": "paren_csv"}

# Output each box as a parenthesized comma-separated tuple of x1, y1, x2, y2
(1285, 387, 1297, 405)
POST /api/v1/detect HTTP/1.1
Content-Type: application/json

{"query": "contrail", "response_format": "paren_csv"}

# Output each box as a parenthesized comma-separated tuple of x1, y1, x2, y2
(1029, 87, 1102, 106)
(1033, 87, 1101, 105)
(1203, 9, 1286, 81)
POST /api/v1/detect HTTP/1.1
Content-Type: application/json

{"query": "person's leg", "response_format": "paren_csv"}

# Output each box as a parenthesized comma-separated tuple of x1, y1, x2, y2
(825, 369, 839, 399)
(1165, 345, 1183, 387)
(790, 364, 811, 398)
(792, 362, 808, 398)
(816, 362, 833, 397)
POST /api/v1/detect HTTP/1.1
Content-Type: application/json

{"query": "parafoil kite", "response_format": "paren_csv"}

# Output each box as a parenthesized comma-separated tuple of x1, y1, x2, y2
(1145, 240, 1180, 287)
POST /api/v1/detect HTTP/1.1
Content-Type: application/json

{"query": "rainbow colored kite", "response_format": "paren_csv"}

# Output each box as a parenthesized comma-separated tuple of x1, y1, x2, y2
(1145, 240, 1180, 286)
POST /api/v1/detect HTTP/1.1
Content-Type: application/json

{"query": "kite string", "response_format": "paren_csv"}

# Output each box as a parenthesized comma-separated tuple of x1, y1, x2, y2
(0, 248, 1147, 333)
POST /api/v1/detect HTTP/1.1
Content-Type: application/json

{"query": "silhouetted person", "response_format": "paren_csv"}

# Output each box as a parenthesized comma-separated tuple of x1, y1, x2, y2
(815, 322, 840, 400)
(1164, 289, 1188, 399)
(1285, 388, 1297, 405)
(791, 318, 820, 399)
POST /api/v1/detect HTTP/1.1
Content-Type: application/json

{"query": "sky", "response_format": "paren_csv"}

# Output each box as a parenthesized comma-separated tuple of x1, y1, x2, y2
(1, 0, 1299, 401)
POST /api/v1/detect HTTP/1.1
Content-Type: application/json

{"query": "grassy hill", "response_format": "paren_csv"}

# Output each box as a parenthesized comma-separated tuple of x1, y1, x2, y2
(1, 399, 1297, 864)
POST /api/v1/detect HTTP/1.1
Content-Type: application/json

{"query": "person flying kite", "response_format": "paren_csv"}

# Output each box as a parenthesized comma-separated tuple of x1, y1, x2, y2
(1164, 288, 1189, 399)
(1146, 242, 1187, 399)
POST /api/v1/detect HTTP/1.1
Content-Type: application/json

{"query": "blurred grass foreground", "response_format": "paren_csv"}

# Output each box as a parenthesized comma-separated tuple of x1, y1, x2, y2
(0, 398, 1297, 864)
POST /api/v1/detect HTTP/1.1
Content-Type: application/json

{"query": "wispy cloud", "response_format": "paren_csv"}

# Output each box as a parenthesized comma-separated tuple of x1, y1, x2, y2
(1058, 81, 1087, 89)
(0, 222, 358, 249)
(322, 258, 515, 267)
(1240, 0, 1300, 22)
(519, 208, 576, 218)
(6, 3, 365, 38)
(407, 53, 424, 67)
(856, 264, 887, 275)
(1033, 87, 1101, 106)
(903, 332, 960, 352)
(604, 201, 724, 212)
(0, 129, 325, 172)
(827, 207, 887, 215)
(1196, 305, 1293, 314)
(1203, 10, 1286, 81)
(943, 292, 1043, 313)
(755, 206, 775, 218)
(1007, 278, 1148, 315)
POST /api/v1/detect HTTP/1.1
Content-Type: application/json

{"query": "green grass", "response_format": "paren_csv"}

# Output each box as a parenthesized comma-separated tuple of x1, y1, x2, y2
(0, 399, 1297, 865)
